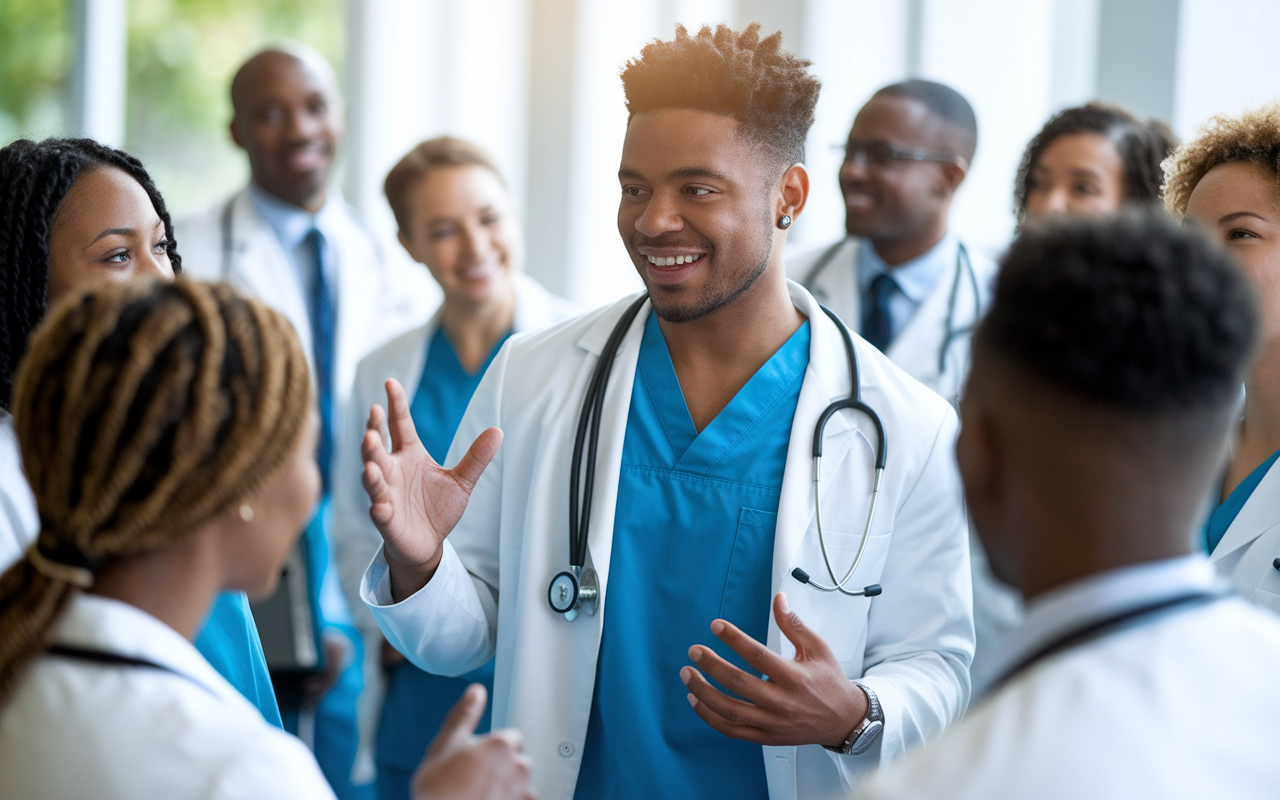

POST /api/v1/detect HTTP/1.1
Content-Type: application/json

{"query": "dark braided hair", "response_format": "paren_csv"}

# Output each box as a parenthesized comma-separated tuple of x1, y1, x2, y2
(1013, 103, 1177, 222)
(620, 23, 821, 169)
(980, 211, 1257, 413)
(0, 277, 311, 706)
(0, 137, 182, 411)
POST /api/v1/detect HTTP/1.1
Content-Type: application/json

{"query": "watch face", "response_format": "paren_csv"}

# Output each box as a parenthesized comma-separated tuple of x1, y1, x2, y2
(548, 572, 579, 613)
(848, 719, 884, 755)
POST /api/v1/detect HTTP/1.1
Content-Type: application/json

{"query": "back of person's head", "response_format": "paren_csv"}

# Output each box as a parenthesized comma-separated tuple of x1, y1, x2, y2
(872, 79, 978, 165)
(0, 277, 311, 706)
(1163, 102, 1280, 219)
(980, 211, 1256, 426)
(384, 136, 505, 233)
(620, 23, 821, 170)
(0, 138, 181, 411)
(1015, 102, 1175, 222)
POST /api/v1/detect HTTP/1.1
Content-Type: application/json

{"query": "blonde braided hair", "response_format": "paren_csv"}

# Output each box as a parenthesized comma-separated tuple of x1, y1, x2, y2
(0, 277, 311, 705)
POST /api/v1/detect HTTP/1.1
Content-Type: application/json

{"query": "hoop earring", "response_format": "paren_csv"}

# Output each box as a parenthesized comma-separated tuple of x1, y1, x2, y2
(777, 215, 792, 229)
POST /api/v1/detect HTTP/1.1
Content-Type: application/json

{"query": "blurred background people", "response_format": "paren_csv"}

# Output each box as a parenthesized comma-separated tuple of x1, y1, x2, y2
(1164, 103, 1280, 616)
(1014, 102, 1176, 223)
(177, 44, 434, 798)
(0, 276, 534, 800)
(0, 136, 289, 726)
(856, 212, 1280, 800)
(791, 79, 994, 406)
(331, 136, 576, 800)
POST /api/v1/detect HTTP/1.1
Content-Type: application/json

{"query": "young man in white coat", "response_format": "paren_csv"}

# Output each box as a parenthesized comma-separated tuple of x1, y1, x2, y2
(357, 25, 973, 800)
(856, 212, 1280, 800)
(792, 80, 1015, 688)
(176, 45, 433, 798)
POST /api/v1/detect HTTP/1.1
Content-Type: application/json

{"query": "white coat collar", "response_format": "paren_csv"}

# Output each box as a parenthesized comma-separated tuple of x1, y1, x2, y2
(1210, 456, 1280, 563)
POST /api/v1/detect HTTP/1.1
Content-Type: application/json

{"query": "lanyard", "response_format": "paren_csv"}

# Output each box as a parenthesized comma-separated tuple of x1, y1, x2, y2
(47, 644, 219, 699)
(985, 591, 1225, 696)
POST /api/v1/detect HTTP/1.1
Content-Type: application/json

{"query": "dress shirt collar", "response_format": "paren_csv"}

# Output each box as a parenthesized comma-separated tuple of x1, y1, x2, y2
(53, 593, 236, 702)
(856, 231, 956, 302)
(981, 554, 1223, 693)
(247, 182, 341, 252)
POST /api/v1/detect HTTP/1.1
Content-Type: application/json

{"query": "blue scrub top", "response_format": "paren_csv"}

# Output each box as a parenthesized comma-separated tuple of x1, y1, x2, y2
(575, 313, 810, 800)
(377, 327, 509, 779)
(195, 592, 282, 727)
(1203, 448, 1280, 554)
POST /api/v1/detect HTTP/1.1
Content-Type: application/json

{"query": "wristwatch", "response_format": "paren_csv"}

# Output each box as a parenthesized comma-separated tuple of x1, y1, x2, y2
(824, 682, 884, 755)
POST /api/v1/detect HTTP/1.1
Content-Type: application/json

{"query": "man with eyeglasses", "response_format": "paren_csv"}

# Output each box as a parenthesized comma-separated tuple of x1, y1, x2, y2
(792, 80, 994, 408)
(792, 80, 1015, 691)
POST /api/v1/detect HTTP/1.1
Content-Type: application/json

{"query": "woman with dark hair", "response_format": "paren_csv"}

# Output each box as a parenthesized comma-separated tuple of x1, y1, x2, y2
(0, 137, 281, 727)
(1014, 102, 1176, 223)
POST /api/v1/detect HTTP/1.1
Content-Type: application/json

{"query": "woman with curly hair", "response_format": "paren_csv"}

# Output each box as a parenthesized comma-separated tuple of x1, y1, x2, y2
(0, 137, 284, 727)
(1164, 103, 1280, 612)
(1014, 102, 1176, 222)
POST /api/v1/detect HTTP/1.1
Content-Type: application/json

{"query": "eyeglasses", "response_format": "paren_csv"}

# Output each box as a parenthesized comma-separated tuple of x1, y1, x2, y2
(833, 141, 968, 172)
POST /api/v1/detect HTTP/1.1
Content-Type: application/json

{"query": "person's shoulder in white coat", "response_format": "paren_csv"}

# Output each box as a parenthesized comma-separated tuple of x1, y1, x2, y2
(0, 593, 334, 800)
(852, 596, 1280, 800)
(0, 410, 38, 571)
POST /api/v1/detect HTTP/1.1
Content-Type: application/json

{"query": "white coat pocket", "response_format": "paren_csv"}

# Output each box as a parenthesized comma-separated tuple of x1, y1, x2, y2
(788, 527, 893, 670)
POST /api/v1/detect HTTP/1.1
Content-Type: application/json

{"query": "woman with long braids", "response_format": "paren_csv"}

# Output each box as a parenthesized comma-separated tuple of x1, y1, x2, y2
(0, 137, 282, 726)
(0, 278, 533, 799)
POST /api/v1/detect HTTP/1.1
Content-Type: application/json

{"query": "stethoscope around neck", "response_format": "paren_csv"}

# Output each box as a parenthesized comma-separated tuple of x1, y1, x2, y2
(547, 294, 885, 621)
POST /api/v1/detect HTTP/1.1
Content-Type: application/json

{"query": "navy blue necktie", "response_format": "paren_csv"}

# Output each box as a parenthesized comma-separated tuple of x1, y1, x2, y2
(862, 273, 898, 352)
(304, 228, 335, 492)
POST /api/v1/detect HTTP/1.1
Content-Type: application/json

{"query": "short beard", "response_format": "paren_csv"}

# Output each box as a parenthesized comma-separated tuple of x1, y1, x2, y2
(648, 212, 775, 324)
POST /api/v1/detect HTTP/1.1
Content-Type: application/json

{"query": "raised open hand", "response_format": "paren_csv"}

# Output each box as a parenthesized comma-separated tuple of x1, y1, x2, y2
(362, 378, 502, 601)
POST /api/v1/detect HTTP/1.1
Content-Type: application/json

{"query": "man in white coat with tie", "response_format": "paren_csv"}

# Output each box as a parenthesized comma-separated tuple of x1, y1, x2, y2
(177, 44, 432, 799)
(356, 24, 973, 800)
(792, 79, 1014, 689)
(855, 212, 1280, 800)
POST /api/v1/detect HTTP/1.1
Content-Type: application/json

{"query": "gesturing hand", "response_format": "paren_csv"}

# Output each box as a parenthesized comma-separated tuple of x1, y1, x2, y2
(680, 591, 868, 748)
(412, 684, 535, 800)
(362, 378, 503, 601)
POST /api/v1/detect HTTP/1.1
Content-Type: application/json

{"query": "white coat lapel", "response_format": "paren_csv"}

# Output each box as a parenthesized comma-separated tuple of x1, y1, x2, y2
(575, 296, 649, 604)
(225, 192, 314, 359)
(887, 244, 956, 392)
(1210, 459, 1280, 563)
(801, 239, 861, 330)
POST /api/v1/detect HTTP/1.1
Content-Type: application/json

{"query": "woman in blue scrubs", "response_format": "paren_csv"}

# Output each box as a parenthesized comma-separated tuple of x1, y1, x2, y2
(1166, 107, 1280, 606)
(334, 137, 576, 800)
(0, 137, 281, 726)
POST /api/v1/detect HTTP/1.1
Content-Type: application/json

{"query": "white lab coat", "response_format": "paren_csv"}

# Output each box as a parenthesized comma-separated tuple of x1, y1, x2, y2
(176, 188, 437, 421)
(362, 281, 974, 800)
(852, 595, 1280, 799)
(1210, 459, 1280, 616)
(791, 237, 1018, 690)
(0, 410, 38, 571)
(0, 593, 335, 799)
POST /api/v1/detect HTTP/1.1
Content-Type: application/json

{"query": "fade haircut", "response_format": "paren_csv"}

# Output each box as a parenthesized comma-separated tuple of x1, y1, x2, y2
(1015, 102, 1176, 222)
(979, 211, 1256, 415)
(874, 79, 978, 164)
(620, 23, 821, 169)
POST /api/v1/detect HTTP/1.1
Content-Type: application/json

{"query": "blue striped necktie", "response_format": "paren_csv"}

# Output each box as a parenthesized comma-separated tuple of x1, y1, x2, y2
(862, 272, 898, 352)
(304, 227, 335, 492)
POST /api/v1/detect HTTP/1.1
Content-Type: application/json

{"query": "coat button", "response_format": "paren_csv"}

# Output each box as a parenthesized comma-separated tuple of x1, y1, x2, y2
(559, 742, 574, 757)
(1273, 558, 1280, 571)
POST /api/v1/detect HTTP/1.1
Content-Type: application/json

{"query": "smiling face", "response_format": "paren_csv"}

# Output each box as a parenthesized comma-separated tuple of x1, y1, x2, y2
(1185, 161, 1280, 342)
(1023, 132, 1126, 220)
(397, 164, 519, 309)
(840, 94, 960, 250)
(231, 51, 343, 212)
(617, 108, 792, 323)
(46, 167, 175, 305)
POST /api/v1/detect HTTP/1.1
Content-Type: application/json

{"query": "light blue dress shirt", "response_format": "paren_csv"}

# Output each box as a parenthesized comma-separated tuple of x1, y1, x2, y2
(247, 183, 342, 319)
(376, 327, 510, 800)
(856, 234, 955, 343)
(574, 313, 810, 800)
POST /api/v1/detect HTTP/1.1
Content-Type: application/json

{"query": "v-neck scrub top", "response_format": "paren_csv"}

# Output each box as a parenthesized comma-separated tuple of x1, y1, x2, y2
(1204, 448, 1280, 554)
(574, 313, 811, 800)
(377, 326, 510, 787)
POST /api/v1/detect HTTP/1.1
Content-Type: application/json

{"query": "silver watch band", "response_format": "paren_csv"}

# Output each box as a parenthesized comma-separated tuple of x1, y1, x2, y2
(824, 682, 885, 755)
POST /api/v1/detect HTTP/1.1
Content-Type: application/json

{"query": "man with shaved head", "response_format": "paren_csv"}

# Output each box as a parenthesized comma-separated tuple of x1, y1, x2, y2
(178, 43, 433, 800)
(791, 80, 1017, 690)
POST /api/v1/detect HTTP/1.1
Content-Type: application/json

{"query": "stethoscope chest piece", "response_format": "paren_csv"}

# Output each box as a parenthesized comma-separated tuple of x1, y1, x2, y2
(548, 565, 599, 621)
